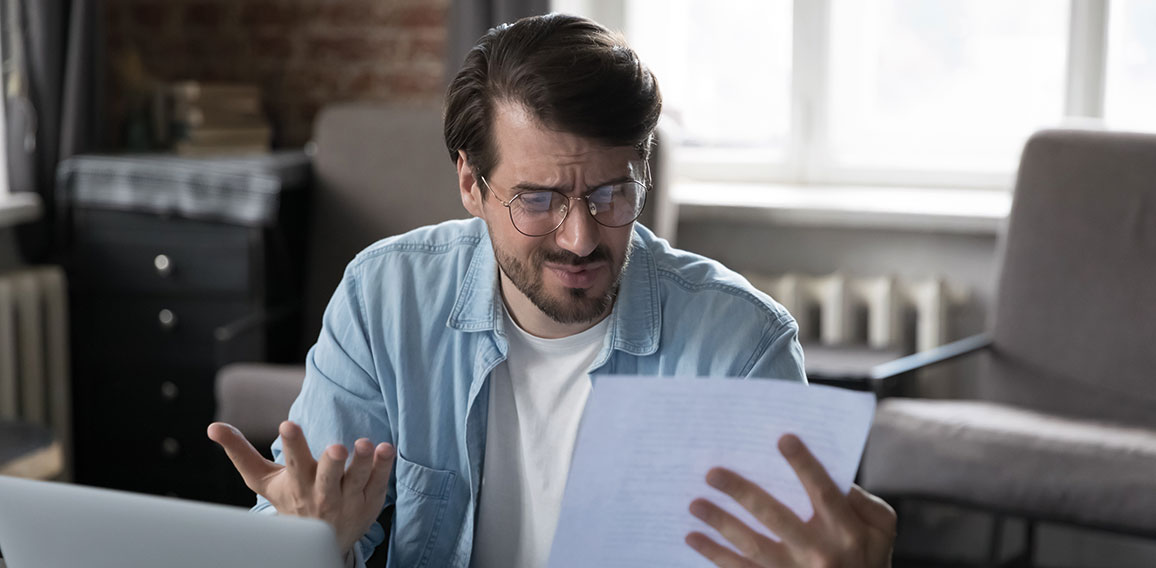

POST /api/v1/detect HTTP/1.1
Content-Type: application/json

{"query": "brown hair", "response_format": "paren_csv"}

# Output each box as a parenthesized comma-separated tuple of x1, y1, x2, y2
(443, 13, 662, 188)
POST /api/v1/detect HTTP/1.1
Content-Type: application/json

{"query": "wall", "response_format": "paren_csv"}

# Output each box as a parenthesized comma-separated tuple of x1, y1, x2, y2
(676, 217, 1001, 397)
(105, 0, 449, 148)
(0, 229, 21, 271)
(678, 219, 1001, 337)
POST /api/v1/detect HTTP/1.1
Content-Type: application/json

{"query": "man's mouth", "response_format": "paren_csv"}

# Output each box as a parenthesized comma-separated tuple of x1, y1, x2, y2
(545, 262, 607, 289)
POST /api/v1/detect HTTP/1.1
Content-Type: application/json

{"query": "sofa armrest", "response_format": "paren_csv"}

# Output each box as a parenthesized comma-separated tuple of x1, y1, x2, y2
(869, 332, 994, 387)
(214, 363, 306, 449)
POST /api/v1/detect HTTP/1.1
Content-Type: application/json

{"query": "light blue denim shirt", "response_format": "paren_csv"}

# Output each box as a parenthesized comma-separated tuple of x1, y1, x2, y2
(253, 217, 806, 567)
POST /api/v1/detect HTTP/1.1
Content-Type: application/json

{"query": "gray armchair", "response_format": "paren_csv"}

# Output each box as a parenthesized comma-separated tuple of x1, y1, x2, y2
(859, 129, 1156, 566)
(214, 103, 464, 450)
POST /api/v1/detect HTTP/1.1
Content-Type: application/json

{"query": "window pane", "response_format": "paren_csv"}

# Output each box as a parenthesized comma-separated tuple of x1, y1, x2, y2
(827, 0, 1069, 173)
(626, 0, 792, 155)
(1105, 0, 1156, 132)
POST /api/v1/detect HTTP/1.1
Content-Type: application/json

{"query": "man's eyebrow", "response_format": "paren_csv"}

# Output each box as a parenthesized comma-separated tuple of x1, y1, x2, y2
(511, 175, 636, 194)
(512, 182, 569, 192)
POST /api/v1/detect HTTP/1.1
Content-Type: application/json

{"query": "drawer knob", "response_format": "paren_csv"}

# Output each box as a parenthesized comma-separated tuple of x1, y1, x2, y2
(154, 254, 173, 277)
(160, 381, 180, 401)
(158, 309, 178, 330)
(162, 437, 181, 457)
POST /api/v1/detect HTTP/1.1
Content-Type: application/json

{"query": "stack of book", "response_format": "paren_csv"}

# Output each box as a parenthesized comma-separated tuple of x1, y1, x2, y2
(167, 81, 272, 157)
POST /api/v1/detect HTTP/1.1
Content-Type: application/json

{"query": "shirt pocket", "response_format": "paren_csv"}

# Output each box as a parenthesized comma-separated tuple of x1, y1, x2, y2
(390, 453, 457, 568)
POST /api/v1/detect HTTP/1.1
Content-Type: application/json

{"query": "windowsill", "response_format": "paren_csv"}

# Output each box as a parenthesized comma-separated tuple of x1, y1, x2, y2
(0, 192, 43, 228)
(671, 182, 1011, 235)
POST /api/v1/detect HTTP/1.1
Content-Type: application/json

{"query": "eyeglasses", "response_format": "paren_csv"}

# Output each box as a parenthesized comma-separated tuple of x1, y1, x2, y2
(477, 162, 651, 237)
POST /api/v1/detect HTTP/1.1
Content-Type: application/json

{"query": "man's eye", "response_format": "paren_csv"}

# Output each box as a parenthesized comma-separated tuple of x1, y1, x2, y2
(589, 185, 617, 205)
(517, 192, 555, 212)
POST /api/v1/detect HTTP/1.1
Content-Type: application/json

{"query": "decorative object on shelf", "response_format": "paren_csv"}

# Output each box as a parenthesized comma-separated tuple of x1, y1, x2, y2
(156, 81, 273, 157)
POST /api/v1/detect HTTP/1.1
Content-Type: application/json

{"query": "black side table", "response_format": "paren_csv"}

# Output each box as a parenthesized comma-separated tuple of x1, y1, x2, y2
(57, 152, 310, 504)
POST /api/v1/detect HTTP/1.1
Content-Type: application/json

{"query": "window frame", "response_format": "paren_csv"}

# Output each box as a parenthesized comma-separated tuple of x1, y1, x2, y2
(558, 0, 1116, 192)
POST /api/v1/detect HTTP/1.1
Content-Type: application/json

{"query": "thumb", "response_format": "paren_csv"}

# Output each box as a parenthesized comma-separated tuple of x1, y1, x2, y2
(208, 422, 279, 491)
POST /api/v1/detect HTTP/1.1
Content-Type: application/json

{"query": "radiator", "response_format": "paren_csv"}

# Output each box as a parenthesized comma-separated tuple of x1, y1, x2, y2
(744, 272, 958, 353)
(0, 266, 71, 476)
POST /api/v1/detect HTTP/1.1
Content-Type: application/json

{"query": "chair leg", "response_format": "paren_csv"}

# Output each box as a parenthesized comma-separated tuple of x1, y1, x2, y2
(988, 514, 1006, 567)
(997, 519, 1037, 568)
(1023, 520, 1036, 567)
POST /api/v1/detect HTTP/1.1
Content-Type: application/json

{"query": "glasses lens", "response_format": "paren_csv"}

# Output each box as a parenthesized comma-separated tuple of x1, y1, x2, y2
(590, 181, 647, 227)
(510, 191, 567, 236)
(507, 181, 648, 235)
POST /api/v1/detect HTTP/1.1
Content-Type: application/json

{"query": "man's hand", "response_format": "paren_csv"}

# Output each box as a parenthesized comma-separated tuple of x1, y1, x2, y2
(686, 434, 896, 568)
(207, 421, 396, 554)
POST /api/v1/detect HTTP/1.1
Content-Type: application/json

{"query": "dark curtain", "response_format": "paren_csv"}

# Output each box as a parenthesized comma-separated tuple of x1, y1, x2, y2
(446, 0, 550, 83)
(3, 0, 104, 262)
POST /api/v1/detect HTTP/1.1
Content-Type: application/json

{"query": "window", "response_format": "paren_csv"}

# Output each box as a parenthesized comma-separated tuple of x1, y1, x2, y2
(0, 7, 7, 196)
(825, 0, 1068, 177)
(1104, 0, 1156, 131)
(588, 0, 1156, 190)
(626, 0, 792, 155)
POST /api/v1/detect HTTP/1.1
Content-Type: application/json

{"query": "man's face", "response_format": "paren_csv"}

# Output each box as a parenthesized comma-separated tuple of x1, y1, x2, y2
(459, 103, 641, 328)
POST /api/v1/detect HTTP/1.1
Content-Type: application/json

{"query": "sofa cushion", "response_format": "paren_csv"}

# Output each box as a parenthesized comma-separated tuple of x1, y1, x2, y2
(215, 363, 305, 448)
(860, 398, 1156, 532)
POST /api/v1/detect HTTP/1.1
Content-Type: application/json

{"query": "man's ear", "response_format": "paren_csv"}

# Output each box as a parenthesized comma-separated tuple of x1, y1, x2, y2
(457, 150, 484, 218)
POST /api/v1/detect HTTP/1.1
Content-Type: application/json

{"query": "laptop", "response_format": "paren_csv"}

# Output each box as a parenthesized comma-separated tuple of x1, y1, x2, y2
(0, 475, 343, 568)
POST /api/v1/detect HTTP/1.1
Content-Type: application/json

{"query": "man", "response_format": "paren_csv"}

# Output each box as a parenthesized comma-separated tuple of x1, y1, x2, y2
(208, 13, 896, 568)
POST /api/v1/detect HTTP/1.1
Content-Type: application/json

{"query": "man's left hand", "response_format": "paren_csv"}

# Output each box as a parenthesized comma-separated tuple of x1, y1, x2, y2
(686, 434, 896, 568)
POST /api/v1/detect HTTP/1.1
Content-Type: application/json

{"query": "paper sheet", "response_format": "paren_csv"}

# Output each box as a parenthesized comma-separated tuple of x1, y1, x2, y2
(547, 376, 876, 568)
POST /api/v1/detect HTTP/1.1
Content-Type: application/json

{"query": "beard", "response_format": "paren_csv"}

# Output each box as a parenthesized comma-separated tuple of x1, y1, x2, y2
(494, 238, 633, 325)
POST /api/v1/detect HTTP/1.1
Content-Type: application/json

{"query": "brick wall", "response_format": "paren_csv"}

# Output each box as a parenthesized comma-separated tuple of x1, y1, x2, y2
(106, 0, 450, 147)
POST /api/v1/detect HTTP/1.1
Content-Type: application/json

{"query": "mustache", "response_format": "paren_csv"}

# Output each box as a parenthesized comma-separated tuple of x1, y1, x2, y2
(537, 245, 611, 266)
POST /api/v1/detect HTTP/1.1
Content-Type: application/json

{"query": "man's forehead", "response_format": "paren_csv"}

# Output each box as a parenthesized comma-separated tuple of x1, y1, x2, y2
(491, 102, 640, 182)
(493, 102, 632, 156)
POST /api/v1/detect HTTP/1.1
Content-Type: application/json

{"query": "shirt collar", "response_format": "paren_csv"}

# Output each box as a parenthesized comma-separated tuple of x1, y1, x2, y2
(447, 227, 504, 333)
(447, 224, 661, 357)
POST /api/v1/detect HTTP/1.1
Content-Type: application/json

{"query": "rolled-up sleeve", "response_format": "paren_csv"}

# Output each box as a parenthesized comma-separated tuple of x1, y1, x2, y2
(743, 316, 807, 383)
(252, 263, 395, 565)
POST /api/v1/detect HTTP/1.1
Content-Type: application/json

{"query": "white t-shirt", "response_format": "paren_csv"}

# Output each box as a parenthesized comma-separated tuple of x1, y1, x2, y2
(470, 308, 610, 568)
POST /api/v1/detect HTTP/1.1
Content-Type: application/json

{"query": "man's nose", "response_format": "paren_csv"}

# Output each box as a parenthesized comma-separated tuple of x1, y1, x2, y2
(554, 198, 600, 258)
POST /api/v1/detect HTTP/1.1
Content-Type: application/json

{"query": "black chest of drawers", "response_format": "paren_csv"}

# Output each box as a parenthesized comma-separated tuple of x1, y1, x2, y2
(58, 153, 310, 504)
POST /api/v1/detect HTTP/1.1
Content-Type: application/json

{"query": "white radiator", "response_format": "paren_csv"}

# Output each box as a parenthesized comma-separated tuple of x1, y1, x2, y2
(744, 272, 963, 355)
(0, 266, 71, 476)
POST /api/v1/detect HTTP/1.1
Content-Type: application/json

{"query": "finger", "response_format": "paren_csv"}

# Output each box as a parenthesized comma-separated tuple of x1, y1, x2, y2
(207, 422, 279, 492)
(685, 532, 762, 568)
(848, 485, 898, 536)
(778, 434, 853, 518)
(689, 498, 782, 562)
(316, 444, 347, 517)
(341, 438, 375, 499)
(363, 443, 397, 501)
(280, 421, 318, 496)
(706, 467, 809, 545)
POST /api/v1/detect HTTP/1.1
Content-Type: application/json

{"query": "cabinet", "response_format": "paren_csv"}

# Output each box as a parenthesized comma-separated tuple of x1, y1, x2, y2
(58, 153, 309, 504)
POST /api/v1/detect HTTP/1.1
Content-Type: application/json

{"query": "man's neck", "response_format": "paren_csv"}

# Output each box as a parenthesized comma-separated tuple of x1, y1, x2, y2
(498, 272, 611, 339)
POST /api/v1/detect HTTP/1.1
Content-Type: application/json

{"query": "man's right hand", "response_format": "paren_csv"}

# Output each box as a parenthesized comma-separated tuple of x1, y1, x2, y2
(207, 421, 396, 554)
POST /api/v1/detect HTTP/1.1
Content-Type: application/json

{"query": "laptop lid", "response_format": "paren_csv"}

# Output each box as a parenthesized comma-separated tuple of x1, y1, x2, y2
(0, 476, 343, 568)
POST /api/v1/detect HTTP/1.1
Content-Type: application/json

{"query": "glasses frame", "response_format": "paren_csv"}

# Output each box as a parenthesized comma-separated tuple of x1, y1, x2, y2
(477, 161, 652, 237)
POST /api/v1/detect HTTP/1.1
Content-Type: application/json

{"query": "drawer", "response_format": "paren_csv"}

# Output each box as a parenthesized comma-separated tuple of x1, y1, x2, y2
(83, 460, 226, 502)
(83, 414, 218, 465)
(81, 435, 265, 505)
(71, 209, 253, 296)
(79, 297, 256, 367)
(82, 366, 217, 428)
